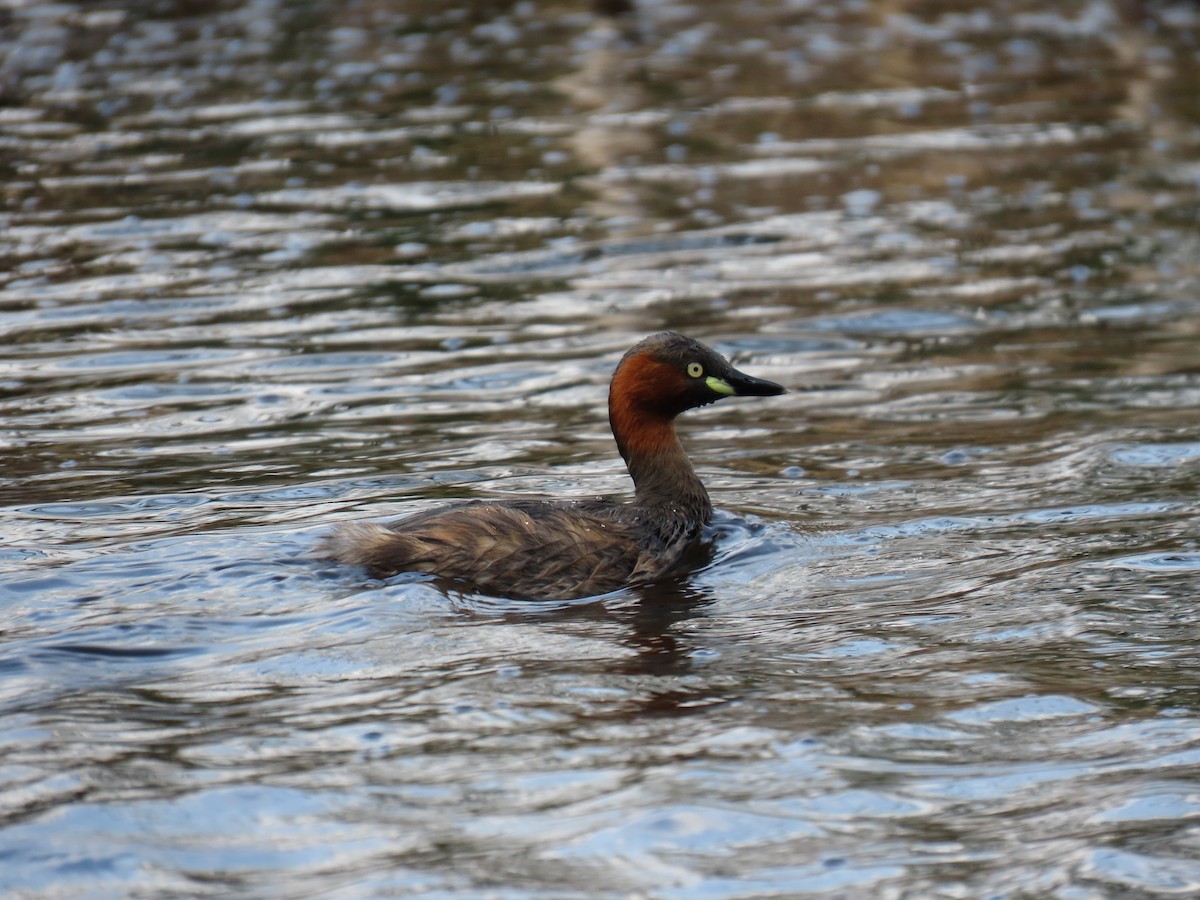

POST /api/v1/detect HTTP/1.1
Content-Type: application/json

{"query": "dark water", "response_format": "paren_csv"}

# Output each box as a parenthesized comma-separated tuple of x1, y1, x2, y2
(3, 0, 1200, 896)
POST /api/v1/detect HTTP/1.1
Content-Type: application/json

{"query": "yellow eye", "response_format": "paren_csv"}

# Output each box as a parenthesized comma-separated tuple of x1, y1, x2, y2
(687, 362, 704, 378)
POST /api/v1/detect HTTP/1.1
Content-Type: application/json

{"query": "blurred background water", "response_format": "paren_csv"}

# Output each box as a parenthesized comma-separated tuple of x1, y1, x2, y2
(2, 0, 1200, 896)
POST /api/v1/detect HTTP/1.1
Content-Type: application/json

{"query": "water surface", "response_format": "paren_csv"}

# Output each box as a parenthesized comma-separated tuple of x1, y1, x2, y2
(3, 0, 1200, 896)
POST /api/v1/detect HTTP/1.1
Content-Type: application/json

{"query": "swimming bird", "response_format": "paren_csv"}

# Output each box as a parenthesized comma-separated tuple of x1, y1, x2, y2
(317, 332, 785, 600)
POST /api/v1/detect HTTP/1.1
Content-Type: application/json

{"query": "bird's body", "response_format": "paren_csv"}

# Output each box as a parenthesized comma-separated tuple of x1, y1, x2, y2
(318, 498, 664, 600)
(317, 332, 784, 600)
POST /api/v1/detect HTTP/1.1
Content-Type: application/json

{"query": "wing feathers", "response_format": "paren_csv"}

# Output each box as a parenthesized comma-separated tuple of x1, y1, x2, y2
(316, 501, 650, 600)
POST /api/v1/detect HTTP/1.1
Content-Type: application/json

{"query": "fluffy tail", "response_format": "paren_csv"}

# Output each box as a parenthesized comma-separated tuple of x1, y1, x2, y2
(313, 522, 425, 574)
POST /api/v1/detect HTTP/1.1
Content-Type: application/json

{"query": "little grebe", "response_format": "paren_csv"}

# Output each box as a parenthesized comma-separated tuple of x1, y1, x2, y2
(317, 332, 785, 600)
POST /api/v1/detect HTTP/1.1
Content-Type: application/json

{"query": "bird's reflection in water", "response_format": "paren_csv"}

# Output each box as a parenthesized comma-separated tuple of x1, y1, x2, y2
(436, 535, 738, 715)
(619, 576, 715, 677)
(605, 584, 737, 721)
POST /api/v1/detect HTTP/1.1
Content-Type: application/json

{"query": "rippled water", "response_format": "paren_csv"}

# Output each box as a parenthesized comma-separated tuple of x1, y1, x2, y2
(3, 0, 1200, 896)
